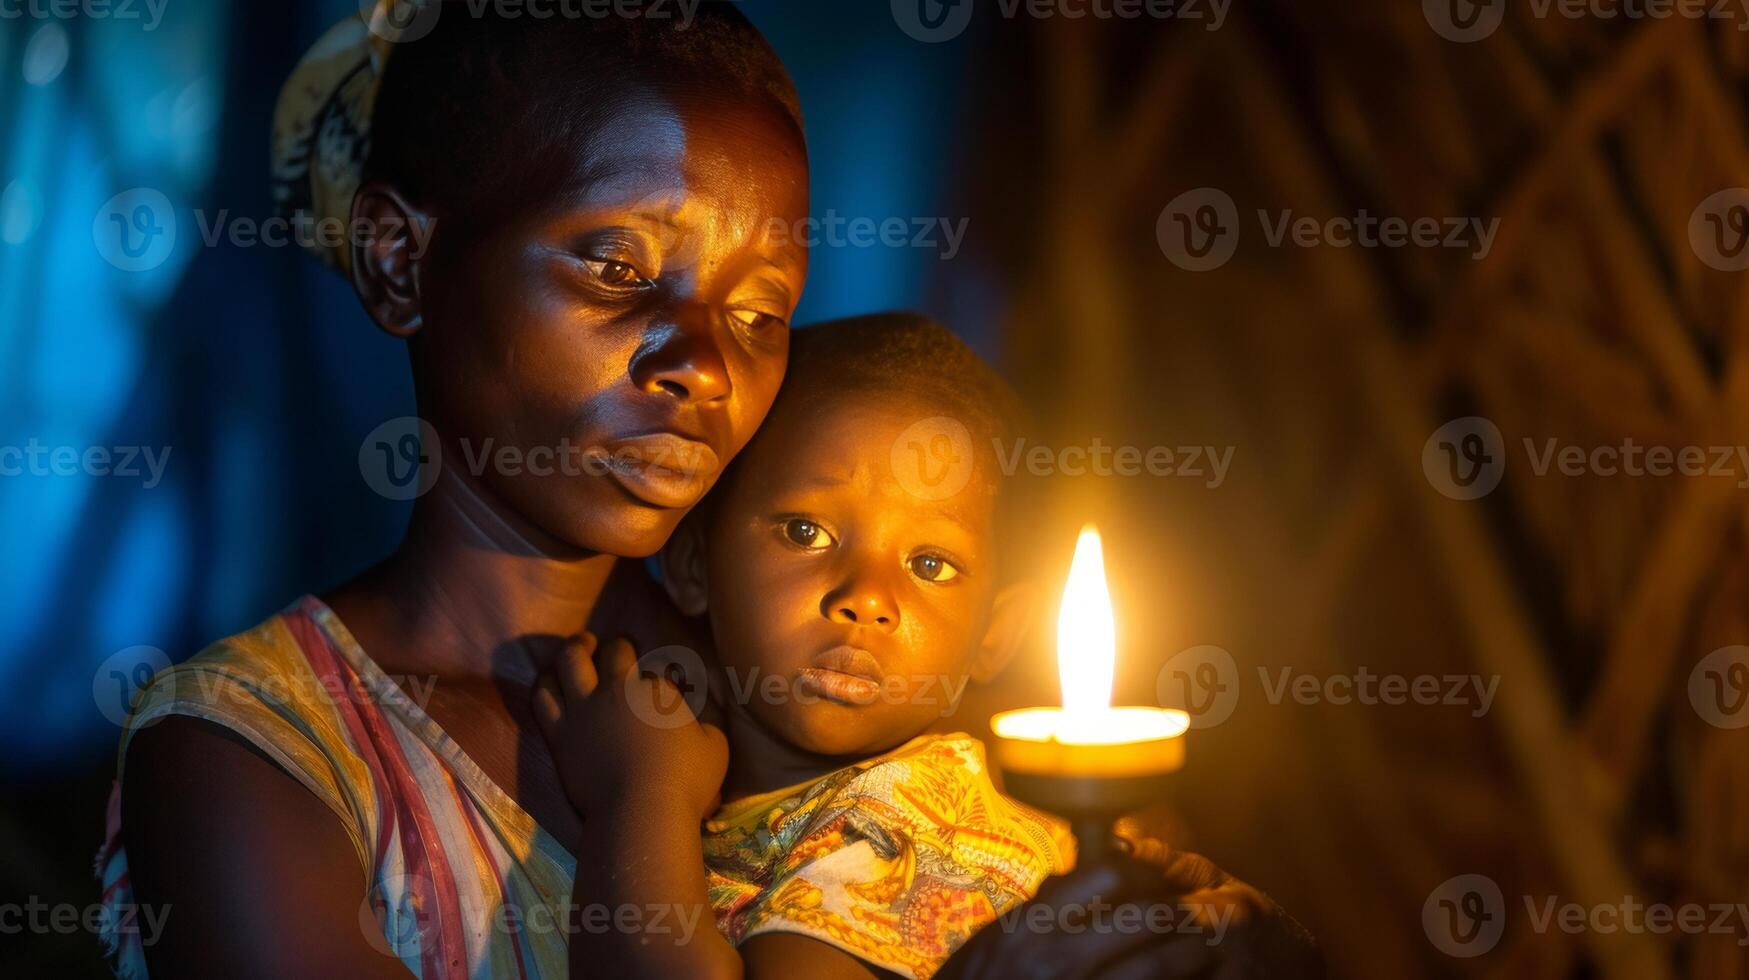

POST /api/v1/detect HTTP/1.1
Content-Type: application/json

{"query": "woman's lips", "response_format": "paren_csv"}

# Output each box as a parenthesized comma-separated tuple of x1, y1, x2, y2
(796, 646, 884, 706)
(593, 433, 720, 510)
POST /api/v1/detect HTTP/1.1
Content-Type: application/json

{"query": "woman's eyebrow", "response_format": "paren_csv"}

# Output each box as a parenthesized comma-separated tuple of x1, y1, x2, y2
(739, 271, 796, 297)
(759, 250, 804, 274)
(547, 159, 688, 214)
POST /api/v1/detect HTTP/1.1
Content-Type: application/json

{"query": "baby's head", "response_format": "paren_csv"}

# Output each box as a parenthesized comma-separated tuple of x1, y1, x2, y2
(662, 313, 1036, 758)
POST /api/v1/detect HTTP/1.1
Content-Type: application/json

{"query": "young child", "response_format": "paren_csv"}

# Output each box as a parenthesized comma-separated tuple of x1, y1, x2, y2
(536, 313, 1075, 978)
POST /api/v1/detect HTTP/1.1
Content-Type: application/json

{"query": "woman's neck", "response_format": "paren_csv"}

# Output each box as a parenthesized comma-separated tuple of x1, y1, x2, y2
(330, 466, 619, 686)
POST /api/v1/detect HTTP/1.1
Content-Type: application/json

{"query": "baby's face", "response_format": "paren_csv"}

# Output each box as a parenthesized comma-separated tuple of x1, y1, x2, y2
(703, 391, 1004, 757)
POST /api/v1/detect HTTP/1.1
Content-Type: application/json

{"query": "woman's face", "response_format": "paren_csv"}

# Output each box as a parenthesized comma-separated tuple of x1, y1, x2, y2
(411, 88, 809, 558)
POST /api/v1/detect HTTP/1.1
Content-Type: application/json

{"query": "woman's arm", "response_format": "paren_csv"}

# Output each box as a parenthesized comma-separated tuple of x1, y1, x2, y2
(123, 716, 412, 979)
(567, 788, 740, 977)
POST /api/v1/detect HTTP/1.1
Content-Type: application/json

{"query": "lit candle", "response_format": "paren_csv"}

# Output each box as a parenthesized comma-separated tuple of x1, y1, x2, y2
(990, 525, 1189, 848)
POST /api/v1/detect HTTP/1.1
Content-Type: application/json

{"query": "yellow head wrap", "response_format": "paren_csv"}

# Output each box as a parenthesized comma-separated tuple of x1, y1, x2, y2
(270, 1, 434, 272)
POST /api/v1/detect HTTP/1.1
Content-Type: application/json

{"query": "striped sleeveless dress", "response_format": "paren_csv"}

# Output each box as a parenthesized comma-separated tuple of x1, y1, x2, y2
(96, 596, 576, 979)
(95, 597, 1073, 979)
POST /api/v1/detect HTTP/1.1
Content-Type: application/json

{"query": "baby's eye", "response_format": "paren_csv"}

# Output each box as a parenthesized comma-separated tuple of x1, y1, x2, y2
(909, 554, 962, 583)
(783, 519, 836, 551)
(582, 259, 654, 289)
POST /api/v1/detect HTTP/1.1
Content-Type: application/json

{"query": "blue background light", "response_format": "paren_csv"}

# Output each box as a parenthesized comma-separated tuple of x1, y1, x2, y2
(0, 0, 971, 775)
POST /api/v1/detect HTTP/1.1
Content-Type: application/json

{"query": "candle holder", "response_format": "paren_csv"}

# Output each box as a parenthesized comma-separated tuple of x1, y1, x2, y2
(990, 706, 1187, 862)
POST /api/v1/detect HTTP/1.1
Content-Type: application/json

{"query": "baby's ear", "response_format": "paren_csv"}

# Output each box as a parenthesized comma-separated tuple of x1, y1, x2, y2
(970, 578, 1043, 684)
(657, 518, 710, 618)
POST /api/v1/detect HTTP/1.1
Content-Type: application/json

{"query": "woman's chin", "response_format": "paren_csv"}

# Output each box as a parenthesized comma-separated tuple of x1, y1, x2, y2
(544, 490, 690, 558)
(583, 518, 679, 559)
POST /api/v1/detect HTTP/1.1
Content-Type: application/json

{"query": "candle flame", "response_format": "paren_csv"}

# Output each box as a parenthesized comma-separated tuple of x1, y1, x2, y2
(1057, 524, 1115, 718)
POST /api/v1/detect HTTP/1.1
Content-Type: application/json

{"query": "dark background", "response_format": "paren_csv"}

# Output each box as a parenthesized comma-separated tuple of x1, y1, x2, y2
(6, 1, 1745, 977)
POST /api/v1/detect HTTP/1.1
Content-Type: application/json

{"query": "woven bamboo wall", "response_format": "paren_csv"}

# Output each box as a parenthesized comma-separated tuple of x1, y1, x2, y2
(953, 4, 1749, 976)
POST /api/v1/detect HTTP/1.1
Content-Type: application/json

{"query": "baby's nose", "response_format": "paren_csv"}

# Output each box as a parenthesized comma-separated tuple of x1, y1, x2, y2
(823, 579, 899, 632)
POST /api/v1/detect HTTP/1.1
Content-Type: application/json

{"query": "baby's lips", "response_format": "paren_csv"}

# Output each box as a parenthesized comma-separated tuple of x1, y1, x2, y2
(811, 644, 883, 681)
(795, 667, 882, 706)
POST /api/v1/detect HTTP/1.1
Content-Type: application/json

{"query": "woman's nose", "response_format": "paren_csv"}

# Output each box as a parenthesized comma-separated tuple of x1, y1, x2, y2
(629, 309, 731, 403)
(822, 571, 900, 633)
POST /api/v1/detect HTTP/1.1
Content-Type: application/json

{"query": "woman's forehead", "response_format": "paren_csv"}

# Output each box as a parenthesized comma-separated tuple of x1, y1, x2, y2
(544, 87, 805, 211)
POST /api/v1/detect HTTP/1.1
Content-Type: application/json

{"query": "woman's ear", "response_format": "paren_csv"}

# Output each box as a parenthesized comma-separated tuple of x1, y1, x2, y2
(657, 518, 710, 618)
(350, 181, 432, 339)
(970, 579, 1043, 684)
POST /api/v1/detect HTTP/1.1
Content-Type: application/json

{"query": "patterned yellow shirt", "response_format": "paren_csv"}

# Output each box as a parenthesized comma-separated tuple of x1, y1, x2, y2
(703, 734, 1075, 979)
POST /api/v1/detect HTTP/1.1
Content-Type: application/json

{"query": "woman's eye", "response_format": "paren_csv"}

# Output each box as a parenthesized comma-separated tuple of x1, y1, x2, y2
(729, 309, 786, 333)
(783, 519, 836, 551)
(582, 259, 652, 289)
(909, 554, 962, 582)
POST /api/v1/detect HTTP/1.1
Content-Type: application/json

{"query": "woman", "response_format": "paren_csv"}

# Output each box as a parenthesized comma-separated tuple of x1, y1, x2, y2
(100, 3, 1319, 977)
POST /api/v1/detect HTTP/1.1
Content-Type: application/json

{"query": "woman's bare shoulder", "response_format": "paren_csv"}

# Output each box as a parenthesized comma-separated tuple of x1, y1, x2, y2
(122, 715, 409, 978)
